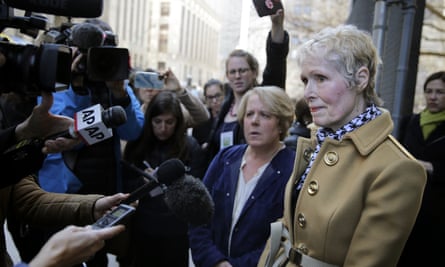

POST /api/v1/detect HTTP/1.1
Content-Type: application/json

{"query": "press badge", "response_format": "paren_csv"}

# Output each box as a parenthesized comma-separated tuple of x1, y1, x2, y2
(220, 131, 234, 149)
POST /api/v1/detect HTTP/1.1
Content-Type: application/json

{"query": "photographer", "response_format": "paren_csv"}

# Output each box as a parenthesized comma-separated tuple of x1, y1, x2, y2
(8, 19, 144, 267)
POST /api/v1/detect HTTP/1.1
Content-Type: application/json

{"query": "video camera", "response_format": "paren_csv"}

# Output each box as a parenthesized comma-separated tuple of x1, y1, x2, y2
(0, 0, 129, 96)
(41, 19, 130, 95)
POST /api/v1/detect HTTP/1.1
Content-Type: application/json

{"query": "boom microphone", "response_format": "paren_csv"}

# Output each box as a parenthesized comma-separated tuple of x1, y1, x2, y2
(46, 104, 127, 145)
(165, 174, 215, 226)
(5, 0, 103, 18)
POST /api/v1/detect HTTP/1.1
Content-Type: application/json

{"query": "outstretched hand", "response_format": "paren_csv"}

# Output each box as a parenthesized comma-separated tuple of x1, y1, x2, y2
(29, 225, 125, 267)
(162, 68, 185, 94)
(270, 9, 285, 43)
(15, 92, 73, 140)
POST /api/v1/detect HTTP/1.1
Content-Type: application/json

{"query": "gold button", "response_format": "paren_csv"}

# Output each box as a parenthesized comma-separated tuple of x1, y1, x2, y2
(307, 180, 319, 195)
(303, 148, 313, 162)
(297, 213, 306, 228)
(324, 151, 339, 166)
(297, 243, 309, 254)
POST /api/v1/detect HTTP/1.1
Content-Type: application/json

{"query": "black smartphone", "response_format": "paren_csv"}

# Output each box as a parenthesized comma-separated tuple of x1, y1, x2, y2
(92, 204, 135, 229)
(253, 0, 283, 17)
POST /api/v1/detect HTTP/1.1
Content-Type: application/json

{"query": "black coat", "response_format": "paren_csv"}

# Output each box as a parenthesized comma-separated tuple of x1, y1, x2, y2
(398, 114, 445, 266)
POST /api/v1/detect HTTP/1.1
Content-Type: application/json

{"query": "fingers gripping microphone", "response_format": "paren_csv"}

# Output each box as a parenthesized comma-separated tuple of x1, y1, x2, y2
(46, 104, 127, 145)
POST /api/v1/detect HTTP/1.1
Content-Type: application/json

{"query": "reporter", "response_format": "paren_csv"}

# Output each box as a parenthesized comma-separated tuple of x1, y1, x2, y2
(1, 175, 129, 267)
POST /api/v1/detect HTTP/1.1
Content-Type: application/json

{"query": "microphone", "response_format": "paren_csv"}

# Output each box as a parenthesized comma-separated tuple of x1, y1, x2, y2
(165, 174, 215, 226)
(121, 158, 186, 204)
(70, 23, 105, 52)
(4, 0, 103, 18)
(46, 104, 127, 145)
(121, 159, 215, 225)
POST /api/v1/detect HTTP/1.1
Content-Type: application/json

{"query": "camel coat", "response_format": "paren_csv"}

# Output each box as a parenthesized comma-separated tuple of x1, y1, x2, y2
(259, 110, 426, 267)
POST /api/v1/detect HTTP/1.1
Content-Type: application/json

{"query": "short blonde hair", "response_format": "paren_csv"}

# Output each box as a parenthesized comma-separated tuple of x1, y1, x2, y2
(237, 86, 294, 140)
(297, 24, 383, 106)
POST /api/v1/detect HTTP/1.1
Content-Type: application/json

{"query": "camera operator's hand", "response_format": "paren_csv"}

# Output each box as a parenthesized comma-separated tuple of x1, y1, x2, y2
(93, 193, 130, 220)
(28, 225, 125, 267)
(270, 9, 285, 43)
(162, 69, 186, 94)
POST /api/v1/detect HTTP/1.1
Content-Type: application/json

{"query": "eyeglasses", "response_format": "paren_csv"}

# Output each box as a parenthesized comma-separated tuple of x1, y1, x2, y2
(227, 68, 251, 76)
(206, 93, 223, 101)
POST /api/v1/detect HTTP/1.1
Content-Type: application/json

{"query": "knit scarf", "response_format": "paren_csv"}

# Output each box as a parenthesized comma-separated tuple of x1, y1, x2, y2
(296, 105, 382, 190)
(420, 109, 445, 140)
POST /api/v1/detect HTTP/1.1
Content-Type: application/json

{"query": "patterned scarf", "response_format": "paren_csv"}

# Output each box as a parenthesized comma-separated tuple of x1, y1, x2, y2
(296, 105, 382, 190)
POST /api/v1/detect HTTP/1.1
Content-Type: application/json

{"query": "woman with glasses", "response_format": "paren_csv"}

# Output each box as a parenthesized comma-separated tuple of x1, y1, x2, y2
(206, 9, 289, 159)
(192, 78, 225, 147)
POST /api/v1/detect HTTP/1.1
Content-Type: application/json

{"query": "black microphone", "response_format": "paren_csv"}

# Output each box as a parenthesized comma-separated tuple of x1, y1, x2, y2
(165, 174, 215, 226)
(121, 158, 186, 204)
(46, 104, 127, 145)
(4, 0, 103, 18)
(121, 158, 215, 225)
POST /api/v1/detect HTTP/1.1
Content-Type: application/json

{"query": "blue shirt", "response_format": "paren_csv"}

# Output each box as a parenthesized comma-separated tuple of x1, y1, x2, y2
(37, 84, 144, 193)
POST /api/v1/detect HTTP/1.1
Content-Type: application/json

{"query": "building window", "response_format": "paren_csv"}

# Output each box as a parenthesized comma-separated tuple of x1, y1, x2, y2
(159, 33, 168, 52)
(158, 62, 166, 71)
(161, 2, 170, 17)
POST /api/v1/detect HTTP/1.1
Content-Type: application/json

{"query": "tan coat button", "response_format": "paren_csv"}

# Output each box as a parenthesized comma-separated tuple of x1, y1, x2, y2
(307, 180, 319, 195)
(297, 213, 306, 228)
(303, 148, 313, 162)
(324, 151, 339, 166)
(297, 243, 309, 254)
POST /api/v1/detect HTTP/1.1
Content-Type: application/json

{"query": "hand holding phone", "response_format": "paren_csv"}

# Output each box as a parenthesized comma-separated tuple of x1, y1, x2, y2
(253, 0, 283, 17)
(92, 204, 135, 229)
(134, 71, 164, 89)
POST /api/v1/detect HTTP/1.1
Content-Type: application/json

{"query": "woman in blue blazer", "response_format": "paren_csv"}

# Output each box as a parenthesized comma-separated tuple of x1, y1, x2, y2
(189, 86, 295, 267)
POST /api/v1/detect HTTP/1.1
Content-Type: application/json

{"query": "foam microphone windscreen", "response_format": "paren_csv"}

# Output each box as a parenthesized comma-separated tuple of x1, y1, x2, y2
(70, 23, 105, 51)
(164, 174, 215, 226)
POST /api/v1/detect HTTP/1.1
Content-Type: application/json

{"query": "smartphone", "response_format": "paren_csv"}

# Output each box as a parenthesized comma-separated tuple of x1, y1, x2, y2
(92, 204, 135, 229)
(134, 71, 164, 89)
(253, 0, 283, 17)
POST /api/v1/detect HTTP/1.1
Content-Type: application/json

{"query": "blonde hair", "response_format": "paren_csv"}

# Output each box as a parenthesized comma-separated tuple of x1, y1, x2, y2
(297, 24, 383, 106)
(237, 86, 294, 140)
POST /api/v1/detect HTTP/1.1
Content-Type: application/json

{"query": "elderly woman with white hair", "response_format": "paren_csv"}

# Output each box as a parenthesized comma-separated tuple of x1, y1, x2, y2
(259, 25, 426, 267)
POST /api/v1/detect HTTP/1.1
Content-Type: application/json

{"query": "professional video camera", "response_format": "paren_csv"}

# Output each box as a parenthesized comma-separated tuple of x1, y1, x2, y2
(0, 0, 105, 96)
(40, 19, 130, 95)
